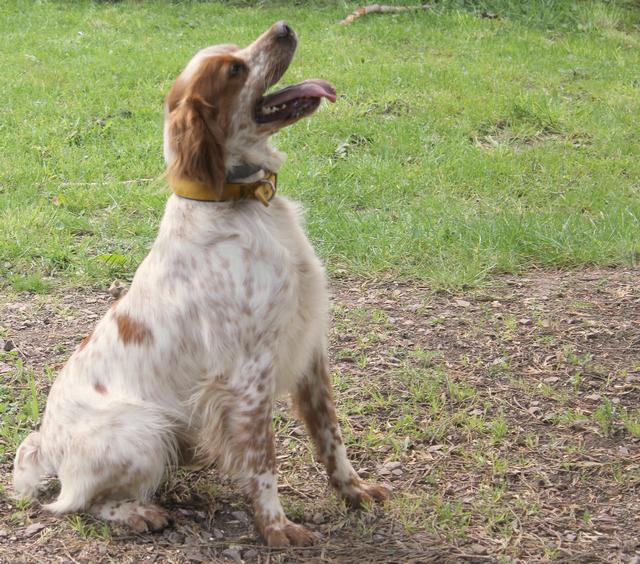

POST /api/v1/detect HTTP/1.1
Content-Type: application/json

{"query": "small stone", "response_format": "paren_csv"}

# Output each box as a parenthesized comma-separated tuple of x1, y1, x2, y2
(108, 279, 127, 299)
(518, 318, 532, 326)
(543, 376, 559, 383)
(243, 549, 258, 560)
(469, 543, 487, 555)
(222, 548, 242, 563)
(565, 532, 577, 541)
(618, 446, 630, 456)
(24, 523, 46, 537)
(585, 393, 601, 401)
(213, 528, 224, 539)
(383, 460, 402, 470)
(391, 468, 403, 476)
(3, 339, 15, 352)
(230, 510, 248, 522)
(163, 530, 186, 544)
(312, 512, 325, 524)
(0, 529, 8, 538)
(455, 299, 471, 308)
(185, 534, 203, 546)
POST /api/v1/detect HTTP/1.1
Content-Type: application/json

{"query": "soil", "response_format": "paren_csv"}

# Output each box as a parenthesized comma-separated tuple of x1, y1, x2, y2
(0, 267, 638, 563)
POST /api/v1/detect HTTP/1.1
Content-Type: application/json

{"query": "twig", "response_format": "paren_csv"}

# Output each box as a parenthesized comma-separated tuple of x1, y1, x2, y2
(339, 4, 432, 25)
(59, 178, 156, 188)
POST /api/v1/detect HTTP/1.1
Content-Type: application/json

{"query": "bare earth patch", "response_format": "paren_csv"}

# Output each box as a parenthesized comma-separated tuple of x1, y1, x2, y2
(1, 267, 639, 563)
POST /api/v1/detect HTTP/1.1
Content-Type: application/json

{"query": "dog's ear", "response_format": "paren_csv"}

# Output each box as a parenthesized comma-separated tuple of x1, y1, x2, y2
(168, 95, 226, 195)
(167, 55, 248, 195)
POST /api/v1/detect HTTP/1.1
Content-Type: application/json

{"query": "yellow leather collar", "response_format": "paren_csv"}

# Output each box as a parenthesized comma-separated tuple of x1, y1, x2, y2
(170, 173, 277, 206)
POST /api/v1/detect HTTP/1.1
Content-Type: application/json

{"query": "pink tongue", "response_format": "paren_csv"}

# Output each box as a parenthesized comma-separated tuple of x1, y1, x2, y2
(262, 79, 337, 107)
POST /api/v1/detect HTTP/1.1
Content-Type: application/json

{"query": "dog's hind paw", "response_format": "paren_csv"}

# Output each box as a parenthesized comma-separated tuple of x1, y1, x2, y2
(91, 500, 171, 533)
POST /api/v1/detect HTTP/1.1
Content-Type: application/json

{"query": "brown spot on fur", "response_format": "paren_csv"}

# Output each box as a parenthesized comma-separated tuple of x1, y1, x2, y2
(79, 332, 93, 350)
(94, 381, 107, 395)
(115, 313, 153, 346)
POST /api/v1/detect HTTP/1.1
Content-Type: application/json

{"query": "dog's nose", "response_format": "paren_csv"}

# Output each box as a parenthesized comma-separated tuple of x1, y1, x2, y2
(274, 21, 295, 41)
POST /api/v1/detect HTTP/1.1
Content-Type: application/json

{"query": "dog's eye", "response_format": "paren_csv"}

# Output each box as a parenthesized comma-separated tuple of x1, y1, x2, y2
(229, 62, 246, 77)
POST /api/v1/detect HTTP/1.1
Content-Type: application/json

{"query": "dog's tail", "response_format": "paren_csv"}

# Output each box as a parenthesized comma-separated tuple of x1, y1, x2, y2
(13, 431, 49, 500)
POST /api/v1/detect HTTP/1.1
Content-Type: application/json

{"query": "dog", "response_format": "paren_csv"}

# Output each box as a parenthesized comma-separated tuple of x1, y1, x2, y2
(13, 21, 389, 547)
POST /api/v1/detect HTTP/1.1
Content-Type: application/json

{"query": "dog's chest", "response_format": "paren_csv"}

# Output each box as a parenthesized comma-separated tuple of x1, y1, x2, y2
(141, 196, 327, 389)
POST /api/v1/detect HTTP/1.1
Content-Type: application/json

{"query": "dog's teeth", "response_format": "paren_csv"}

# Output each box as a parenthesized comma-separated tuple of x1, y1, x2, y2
(261, 104, 289, 116)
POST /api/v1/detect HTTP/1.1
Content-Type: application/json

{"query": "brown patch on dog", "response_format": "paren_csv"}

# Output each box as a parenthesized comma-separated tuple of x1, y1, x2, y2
(79, 332, 92, 350)
(94, 381, 107, 395)
(115, 313, 153, 346)
(167, 54, 249, 195)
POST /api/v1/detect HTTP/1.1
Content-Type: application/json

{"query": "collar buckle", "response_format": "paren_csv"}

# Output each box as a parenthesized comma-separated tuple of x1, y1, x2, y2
(254, 175, 277, 207)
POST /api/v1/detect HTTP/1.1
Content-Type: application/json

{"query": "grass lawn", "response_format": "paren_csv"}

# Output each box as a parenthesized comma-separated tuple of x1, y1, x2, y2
(1, 0, 639, 291)
(1, 1, 640, 562)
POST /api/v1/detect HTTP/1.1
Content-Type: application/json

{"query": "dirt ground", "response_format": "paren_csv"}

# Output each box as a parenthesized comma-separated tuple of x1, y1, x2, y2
(0, 267, 639, 563)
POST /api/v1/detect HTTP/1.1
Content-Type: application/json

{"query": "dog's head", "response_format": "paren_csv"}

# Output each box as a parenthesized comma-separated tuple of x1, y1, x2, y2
(164, 21, 336, 192)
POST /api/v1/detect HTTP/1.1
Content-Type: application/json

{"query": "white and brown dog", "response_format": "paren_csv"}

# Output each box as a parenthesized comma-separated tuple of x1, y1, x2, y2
(14, 21, 388, 546)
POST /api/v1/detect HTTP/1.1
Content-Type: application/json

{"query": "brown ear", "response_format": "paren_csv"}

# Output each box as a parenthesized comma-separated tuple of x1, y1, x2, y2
(167, 95, 226, 195)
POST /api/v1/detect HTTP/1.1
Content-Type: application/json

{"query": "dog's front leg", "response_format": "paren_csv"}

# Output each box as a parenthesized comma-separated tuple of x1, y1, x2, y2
(221, 362, 315, 547)
(294, 352, 390, 507)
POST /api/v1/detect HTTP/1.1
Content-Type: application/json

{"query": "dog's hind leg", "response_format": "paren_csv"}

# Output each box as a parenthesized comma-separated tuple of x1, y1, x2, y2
(293, 351, 390, 507)
(43, 401, 176, 532)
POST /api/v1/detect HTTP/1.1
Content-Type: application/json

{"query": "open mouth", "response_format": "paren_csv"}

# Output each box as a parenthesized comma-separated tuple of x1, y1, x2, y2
(254, 79, 337, 125)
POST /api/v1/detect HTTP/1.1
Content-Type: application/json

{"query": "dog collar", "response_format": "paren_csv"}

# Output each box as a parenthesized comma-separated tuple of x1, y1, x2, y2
(170, 173, 277, 207)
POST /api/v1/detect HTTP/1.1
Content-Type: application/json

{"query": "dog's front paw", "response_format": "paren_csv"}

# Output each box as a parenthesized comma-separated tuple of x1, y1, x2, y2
(340, 479, 390, 509)
(128, 503, 171, 532)
(261, 519, 315, 547)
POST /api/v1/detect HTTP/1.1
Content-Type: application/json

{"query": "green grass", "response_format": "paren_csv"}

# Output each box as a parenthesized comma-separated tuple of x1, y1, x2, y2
(1, 0, 640, 290)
